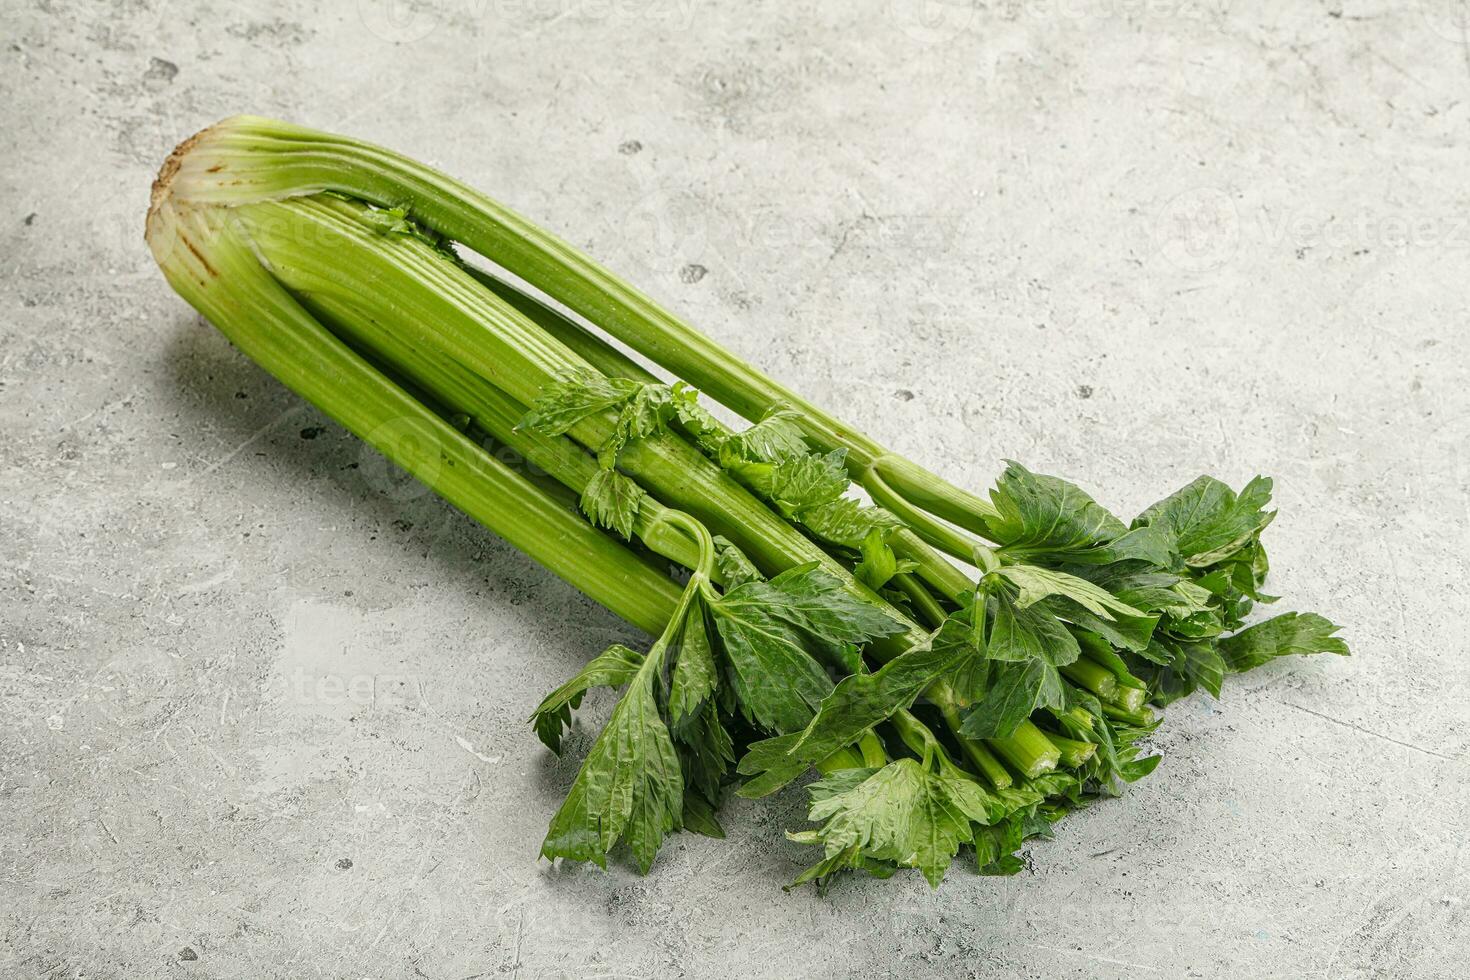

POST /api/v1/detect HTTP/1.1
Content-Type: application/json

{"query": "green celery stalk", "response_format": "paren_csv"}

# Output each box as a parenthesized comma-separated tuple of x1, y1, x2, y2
(1060, 658, 1119, 700)
(1039, 730, 1097, 768)
(299, 288, 706, 575)
(465, 264, 977, 601)
(988, 723, 1062, 779)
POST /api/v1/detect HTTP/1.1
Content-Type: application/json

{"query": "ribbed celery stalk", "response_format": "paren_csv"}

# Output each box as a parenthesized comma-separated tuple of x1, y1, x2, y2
(465, 265, 976, 602)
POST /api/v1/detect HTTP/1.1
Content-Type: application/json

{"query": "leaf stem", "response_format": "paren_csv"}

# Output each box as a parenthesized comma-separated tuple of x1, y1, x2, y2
(1103, 684, 1148, 714)
(858, 731, 888, 769)
(868, 455, 1001, 536)
(938, 702, 1012, 790)
(891, 572, 948, 629)
(864, 464, 982, 563)
(661, 508, 717, 583)
(988, 722, 1063, 779)
(1059, 658, 1118, 700)
(1037, 729, 1097, 768)
(814, 747, 865, 774)
(1102, 702, 1156, 727)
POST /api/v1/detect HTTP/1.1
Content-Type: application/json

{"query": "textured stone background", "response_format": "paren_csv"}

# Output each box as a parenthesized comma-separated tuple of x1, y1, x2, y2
(3, 1, 1468, 977)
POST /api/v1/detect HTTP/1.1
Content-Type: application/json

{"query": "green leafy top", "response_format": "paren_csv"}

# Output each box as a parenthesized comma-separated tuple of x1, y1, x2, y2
(539, 644, 684, 873)
(521, 374, 903, 551)
(535, 513, 905, 872)
(524, 374, 905, 552)
(986, 461, 1125, 549)
(716, 406, 809, 463)
(1108, 474, 1346, 705)
(1218, 612, 1348, 671)
(784, 710, 1096, 888)
(719, 446, 902, 549)
(738, 616, 976, 794)
(951, 555, 1152, 739)
(530, 643, 644, 755)
(712, 534, 762, 587)
(524, 397, 1348, 879)
(578, 468, 646, 540)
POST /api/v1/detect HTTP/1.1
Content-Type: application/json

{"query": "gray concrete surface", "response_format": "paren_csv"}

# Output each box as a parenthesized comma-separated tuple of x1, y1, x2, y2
(3, 1, 1468, 977)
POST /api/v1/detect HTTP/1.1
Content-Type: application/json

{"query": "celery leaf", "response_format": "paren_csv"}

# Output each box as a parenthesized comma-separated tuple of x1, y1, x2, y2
(780, 622, 974, 768)
(712, 534, 763, 587)
(540, 661, 683, 872)
(797, 496, 903, 549)
(667, 600, 718, 726)
(673, 698, 734, 804)
(959, 658, 1066, 739)
(709, 563, 904, 733)
(986, 592, 1080, 666)
(1218, 612, 1349, 672)
(990, 564, 1147, 620)
(798, 758, 995, 888)
(529, 643, 644, 754)
(1146, 638, 1227, 702)
(1133, 474, 1276, 567)
(517, 369, 640, 436)
(723, 406, 809, 462)
(579, 468, 645, 540)
(723, 448, 849, 516)
(985, 461, 1127, 554)
(734, 733, 807, 799)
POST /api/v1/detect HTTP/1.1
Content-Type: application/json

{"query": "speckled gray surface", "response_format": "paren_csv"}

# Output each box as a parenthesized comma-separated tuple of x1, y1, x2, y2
(3, 2, 1468, 977)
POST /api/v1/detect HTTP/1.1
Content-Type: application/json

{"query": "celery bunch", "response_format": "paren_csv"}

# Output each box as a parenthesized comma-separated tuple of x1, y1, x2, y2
(146, 117, 1347, 887)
